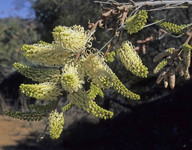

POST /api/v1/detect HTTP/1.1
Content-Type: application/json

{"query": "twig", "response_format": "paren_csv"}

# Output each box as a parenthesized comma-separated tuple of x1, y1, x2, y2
(104, 43, 111, 58)
(158, 32, 183, 40)
(99, 34, 117, 51)
(143, 18, 166, 29)
(74, 51, 81, 66)
(94, 1, 192, 7)
(127, 5, 142, 18)
(167, 33, 183, 38)
(185, 33, 192, 44)
(182, 22, 192, 30)
(158, 32, 168, 40)
(147, 5, 188, 12)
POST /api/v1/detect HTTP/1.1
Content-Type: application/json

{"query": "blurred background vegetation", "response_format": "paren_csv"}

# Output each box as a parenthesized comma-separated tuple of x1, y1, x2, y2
(0, 0, 192, 150)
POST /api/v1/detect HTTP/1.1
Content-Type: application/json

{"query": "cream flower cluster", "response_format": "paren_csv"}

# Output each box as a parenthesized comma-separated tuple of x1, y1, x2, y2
(48, 111, 64, 139)
(117, 41, 148, 78)
(10, 23, 148, 141)
(61, 63, 84, 93)
(88, 82, 104, 100)
(21, 25, 91, 67)
(15, 62, 84, 98)
(52, 25, 92, 52)
(13, 62, 60, 83)
(153, 58, 169, 74)
(20, 82, 63, 100)
(21, 43, 73, 66)
(81, 52, 140, 100)
(81, 53, 113, 89)
(68, 89, 113, 119)
(124, 10, 148, 34)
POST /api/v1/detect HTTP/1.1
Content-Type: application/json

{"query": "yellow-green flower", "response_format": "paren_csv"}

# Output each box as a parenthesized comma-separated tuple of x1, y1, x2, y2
(156, 20, 191, 34)
(82, 51, 140, 100)
(21, 25, 92, 67)
(61, 63, 84, 93)
(82, 53, 113, 89)
(117, 41, 148, 78)
(124, 10, 148, 34)
(20, 82, 63, 100)
(52, 25, 92, 52)
(13, 62, 60, 83)
(68, 89, 113, 119)
(105, 51, 116, 63)
(153, 59, 168, 74)
(4, 111, 44, 121)
(21, 43, 73, 66)
(30, 101, 57, 113)
(183, 44, 192, 53)
(183, 44, 192, 68)
(62, 102, 72, 112)
(48, 111, 64, 139)
(112, 74, 140, 100)
(88, 82, 104, 100)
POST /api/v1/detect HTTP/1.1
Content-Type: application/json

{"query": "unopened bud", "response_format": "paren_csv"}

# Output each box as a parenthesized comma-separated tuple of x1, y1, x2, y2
(183, 51, 191, 68)
(156, 71, 166, 84)
(184, 69, 190, 80)
(175, 63, 181, 72)
(142, 44, 146, 55)
(179, 68, 184, 76)
(169, 68, 175, 89)
(164, 75, 168, 88)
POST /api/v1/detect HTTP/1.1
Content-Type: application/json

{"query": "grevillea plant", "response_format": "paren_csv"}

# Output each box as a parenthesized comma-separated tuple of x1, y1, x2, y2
(4, 0, 192, 140)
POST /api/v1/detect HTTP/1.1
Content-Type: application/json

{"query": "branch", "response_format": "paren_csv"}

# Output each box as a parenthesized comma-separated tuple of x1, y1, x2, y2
(134, 1, 192, 7)
(94, 1, 192, 7)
